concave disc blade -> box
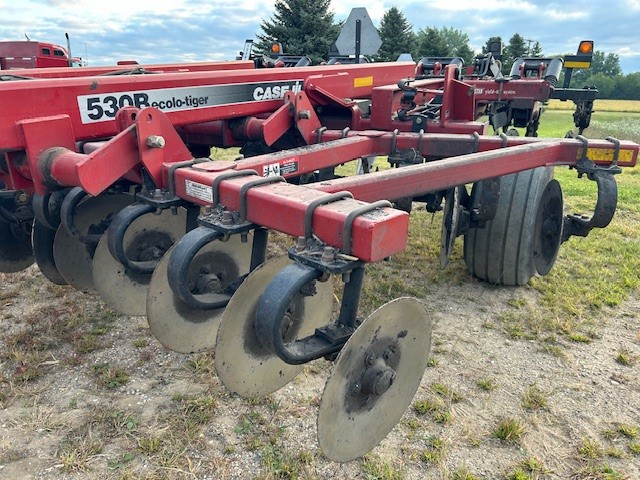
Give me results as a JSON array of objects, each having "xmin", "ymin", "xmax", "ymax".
[
  {"xmin": 440, "ymin": 186, "xmax": 461, "ymax": 268},
  {"xmin": 0, "ymin": 220, "xmax": 34, "ymax": 273},
  {"xmin": 318, "ymin": 297, "xmax": 432, "ymax": 462},
  {"xmin": 53, "ymin": 194, "xmax": 133, "ymax": 292},
  {"xmin": 146, "ymin": 235, "xmax": 252, "ymax": 353},
  {"xmin": 215, "ymin": 256, "xmax": 334, "ymax": 398},
  {"xmin": 32, "ymin": 220, "xmax": 66, "ymax": 285},
  {"xmin": 92, "ymin": 209, "xmax": 187, "ymax": 316}
]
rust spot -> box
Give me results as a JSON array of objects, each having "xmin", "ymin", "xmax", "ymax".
[{"xmin": 89, "ymin": 81, "xmax": 98, "ymax": 91}]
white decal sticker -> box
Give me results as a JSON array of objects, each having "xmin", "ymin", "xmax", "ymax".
[
  {"xmin": 263, "ymin": 163, "xmax": 281, "ymax": 177},
  {"xmin": 185, "ymin": 180, "xmax": 213, "ymax": 203},
  {"xmin": 77, "ymin": 80, "xmax": 303, "ymax": 124}
]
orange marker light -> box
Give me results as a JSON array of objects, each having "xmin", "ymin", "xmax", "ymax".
[{"xmin": 578, "ymin": 40, "xmax": 594, "ymax": 55}]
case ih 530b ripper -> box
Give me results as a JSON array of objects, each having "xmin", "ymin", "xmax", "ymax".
[{"xmin": 0, "ymin": 43, "xmax": 637, "ymax": 460}]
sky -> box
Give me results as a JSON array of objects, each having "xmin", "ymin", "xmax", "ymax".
[{"xmin": 0, "ymin": 0, "xmax": 638, "ymax": 73}]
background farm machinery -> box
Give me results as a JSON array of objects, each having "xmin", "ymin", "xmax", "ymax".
[{"xmin": 0, "ymin": 46, "xmax": 638, "ymax": 461}]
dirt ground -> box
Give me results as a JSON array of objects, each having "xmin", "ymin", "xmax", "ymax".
[{"xmin": 0, "ymin": 260, "xmax": 639, "ymax": 480}]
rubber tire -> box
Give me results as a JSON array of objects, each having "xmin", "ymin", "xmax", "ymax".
[{"xmin": 463, "ymin": 166, "xmax": 555, "ymax": 286}]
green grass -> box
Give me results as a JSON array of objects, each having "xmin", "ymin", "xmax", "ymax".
[{"xmin": 352, "ymin": 108, "xmax": 640, "ymax": 342}]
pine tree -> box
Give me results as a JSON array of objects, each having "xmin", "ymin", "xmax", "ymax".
[
  {"xmin": 414, "ymin": 27, "xmax": 449, "ymax": 60},
  {"xmin": 376, "ymin": 7, "xmax": 415, "ymax": 62},
  {"xmin": 530, "ymin": 41, "xmax": 543, "ymax": 57},
  {"xmin": 255, "ymin": 0, "xmax": 340, "ymax": 64},
  {"xmin": 503, "ymin": 33, "xmax": 527, "ymax": 71}
]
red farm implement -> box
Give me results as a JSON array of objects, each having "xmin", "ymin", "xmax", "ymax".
[{"xmin": 0, "ymin": 45, "xmax": 637, "ymax": 461}]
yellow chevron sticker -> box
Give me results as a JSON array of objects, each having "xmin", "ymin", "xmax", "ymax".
[
  {"xmin": 564, "ymin": 61, "xmax": 591, "ymax": 69},
  {"xmin": 354, "ymin": 76, "xmax": 374, "ymax": 88},
  {"xmin": 585, "ymin": 148, "xmax": 634, "ymax": 163}
]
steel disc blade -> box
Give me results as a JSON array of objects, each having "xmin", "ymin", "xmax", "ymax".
[
  {"xmin": 318, "ymin": 297, "xmax": 432, "ymax": 462},
  {"xmin": 215, "ymin": 256, "xmax": 334, "ymax": 398},
  {"xmin": 146, "ymin": 235, "xmax": 252, "ymax": 353},
  {"xmin": 92, "ymin": 209, "xmax": 187, "ymax": 316},
  {"xmin": 53, "ymin": 193, "xmax": 133, "ymax": 292},
  {"xmin": 32, "ymin": 220, "xmax": 66, "ymax": 285},
  {"xmin": 440, "ymin": 187, "xmax": 461, "ymax": 268},
  {"xmin": 0, "ymin": 221, "xmax": 34, "ymax": 273}
]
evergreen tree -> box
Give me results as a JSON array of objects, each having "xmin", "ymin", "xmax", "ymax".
[
  {"xmin": 255, "ymin": 0, "xmax": 340, "ymax": 64},
  {"xmin": 414, "ymin": 27, "xmax": 450, "ymax": 61},
  {"xmin": 530, "ymin": 41, "xmax": 543, "ymax": 57},
  {"xmin": 376, "ymin": 7, "xmax": 415, "ymax": 62},
  {"xmin": 501, "ymin": 33, "xmax": 527, "ymax": 71}
]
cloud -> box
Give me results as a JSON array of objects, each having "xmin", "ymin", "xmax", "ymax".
[{"xmin": 0, "ymin": 0, "xmax": 637, "ymax": 73}]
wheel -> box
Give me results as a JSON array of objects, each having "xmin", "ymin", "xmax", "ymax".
[
  {"xmin": 317, "ymin": 297, "xmax": 432, "ymax": 462},
  {"xmin": 0, "ymin": 220, "xmax": 33, "ymax": 273},
  {"xmin": 91, "ymin": 208, "xmax": 187, "ymax": 316},
  {"xmin": 463, "ymin": 166, "xmax": 559, "ymax": 285},
  {"xmin": 215, "ymin": 256, "xmax": 333, "ymax": 398},
  {"xmin": 146, "ymin": 235, "xmax": 252, "ymax": 353}
]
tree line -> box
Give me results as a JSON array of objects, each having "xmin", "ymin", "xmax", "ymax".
[{"xmin": 256, "ymin": 1, "xmax": 639, "ymax": 100}]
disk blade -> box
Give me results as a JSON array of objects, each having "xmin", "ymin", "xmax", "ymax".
[
  {"xmin": 32, "ymin": 220, "xmax": 66, "ymax": 285},
  {"xmin": 53, "ymin": 193, "xmax": 133, "ymax": 292},
  {"xmin": 318, "ymin": 297, "xmax": 432, "ymax": 462},
  {"xmin": 0, "ymin": 221, "xmax": 33, "ymax": 273},
  {"xmin": 92, "ymin": 208, "xmax": 187, "ymax": 316},
  {"xmin": 215, "ymin": 256, "xmax": 333, "ymax": 398},
  {"xmin": 146, "ymin": 235, "xmax": 252, "ymax": 353}
]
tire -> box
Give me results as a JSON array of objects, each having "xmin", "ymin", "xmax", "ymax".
[{"xmin": 463, "ymin": 166, "xmax": 556, "ymax": 286}]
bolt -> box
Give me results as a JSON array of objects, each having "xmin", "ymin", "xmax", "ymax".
[
  {"xmin": 321, "ymin": 246, "xmax": 336, "ymax": 263},
  {"xmin": 383, "ymin": 345, "xmax": 397, "ymax": 360},
  {"xmin": 415, "ymin": 117, "xmax": 423, "ymax": 125},
  {"xmin": 298, "ymin": 110, "xmax": 311, "ymax": 120},
  {"xmin": 153, "ymin": 189, "xmax": 163, "ymax": 200},
  {"xmin": 147, "ymin": 135, "xmax": 166, "ymax": 148},
  {"xmin": 362, "ymin": 363, "xmax": 396, "ymax": 396},
  {"xmin": 221, "ymin": 211, "xmax": 233, "ymax": 225},
  {"xmin": 296, "ymin": 236, "xmax": 306, "ymax": 252},
  {"xmin": 14, "ymin": 191, "xmax": 29, "ymax": 205},
  {"xmin": 281, "ymin": 313, "xmax": 293, "ymax": 337}
]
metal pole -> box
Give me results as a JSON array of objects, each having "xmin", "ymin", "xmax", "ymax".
[{"xmin": 355, "ymin": 20, "xmax": 361, "ymax": 64}]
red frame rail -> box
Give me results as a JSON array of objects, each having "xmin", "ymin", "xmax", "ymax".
[{"xmin": 28, "ymin": 107, "xmax": 638, "ymax": 263}]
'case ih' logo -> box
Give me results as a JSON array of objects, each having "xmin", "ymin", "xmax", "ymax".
[{"xmin": 253, "ymin": 81, "xmax": 303, "ymax": 101}]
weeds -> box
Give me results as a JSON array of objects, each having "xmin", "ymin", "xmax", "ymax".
[
  {"xmin": 522, "ymin": 385, "xmax": 549, "ymax": 411},
  {"xmin": 577, "ymin": 438, "xmax": 604, "ymax": 459},
  {"xmin": 615, "ymin": 349, "xmax": 638, "ymax": 367},
  {"xmin": 476, "ymin": 378, "xmax": 498, "ymax": 391},
  {"xmin": 494, "ymin": 418, "xmax": 526, "ymax": 444},
  {"xmin": 360, "ymin": 455, "xmax": 404, "ymax": 480},
  {"xmin": 92, "ymin": 363, "xmax": 130, "ymax": 389}
]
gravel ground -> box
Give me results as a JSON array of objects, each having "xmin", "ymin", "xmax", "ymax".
[{"xmin": 0, "ymin": 261, "xmax": 639, "ymax": 480}]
